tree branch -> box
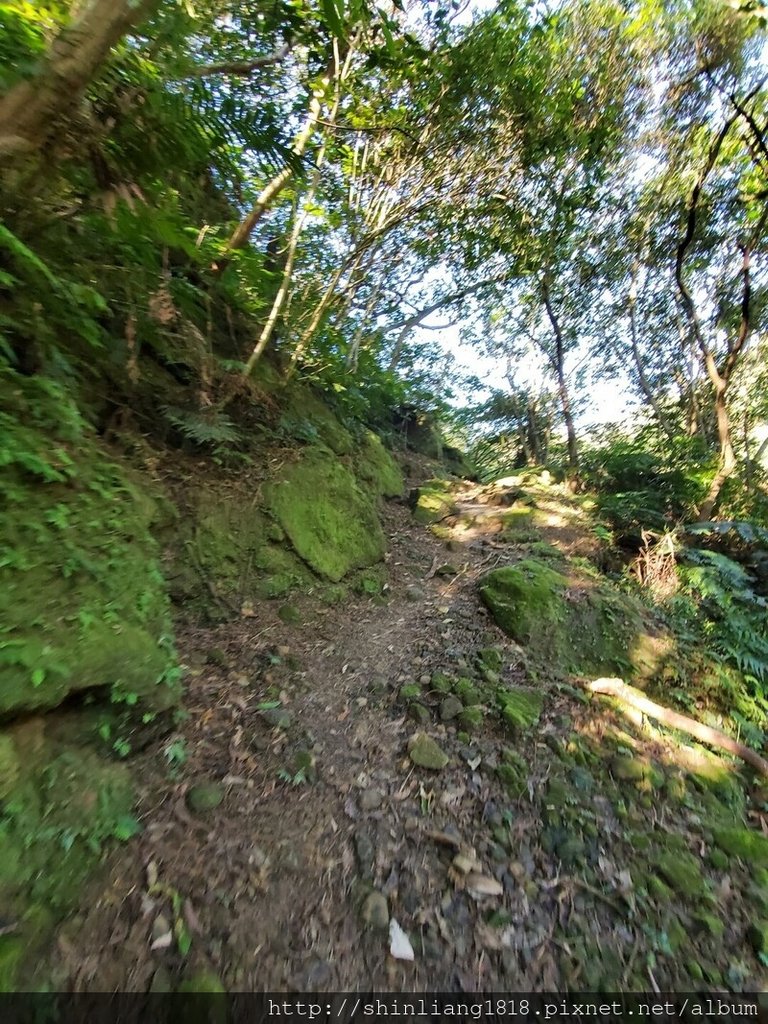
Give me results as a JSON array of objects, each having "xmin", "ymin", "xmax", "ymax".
[{"xmin": 186, "ymin": 43, "xmax": 291, "ymax": 78}]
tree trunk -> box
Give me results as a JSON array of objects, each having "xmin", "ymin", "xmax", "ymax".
[
  {"xmin": 628, "ymin": 288, "xmax": 675, "ymax": 441},
  {"xmin": 698, "ymin": 378, "xmax": 737, "ymax": 520},
  {"xmin": 0, "ymin": 0, "xmax": 159, "ymax": 160},
  {"xmin": 214, "ymin": 95, "xmax": 322, "ymax": 272},
  {"xmin": 542, "ymin": 277, "xmax": 578, "ymax": 468}
]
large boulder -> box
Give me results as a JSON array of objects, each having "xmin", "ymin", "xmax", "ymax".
[
  {"xmin": 279, "ymin": 385, "xmax": 353, "ymax": 455},
  {"xmin": 355, "ymin": 430, "xmax": 404, "ymax": 498},
  {"xmin": 479, "ymin": 558, "xmax": 660, "ymax": 679},
  {"xmin": 265, "ymin": 450, "xmax": 386, "ymax": 581}
]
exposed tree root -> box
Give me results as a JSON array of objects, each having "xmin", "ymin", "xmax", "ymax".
[{"xmin": 589, "ymin": 677, "xmax": 768, "ymax": 777}]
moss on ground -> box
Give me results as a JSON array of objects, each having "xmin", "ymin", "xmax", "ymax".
[
  {"xmin": 713, "ymin": 827, "xmax": 768, "ymax": 867},
  {"xmin": 0, "ymin": 716, "xmax": 137, "ymax": 990}
]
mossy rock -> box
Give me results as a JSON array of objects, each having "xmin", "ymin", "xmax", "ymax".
[
  {"xmin": 665, "ymin": 917, "xmax": 688, "ymax": 953},
  {"xmin": 713, "ymin": 826, "xmax": 768, "ymax": 867},
  {"xmin": 0, "ymin": 399, "xmax": 180, "ymax": 715},
  {"xmin": 280, "ymin": 386, "xmax": 353, "ymax": 455},
  {"xmin": 399, "ymin": 684, "xmax": 422, "ymax": 701},
  {"xmin": 411, "ymin": 480, "xmax": 456, "ymax": 526},
  {"xmin": 647, "ymin": 874, "xmax": 672, "ymax": 901},
  {"xmin": 180, "ymin": 487, "xmax": 314, "ymax": 608},
  {"xmin": 431, "ymin": 672, "xmax": 453, "ymax": 694},
  {"xmin": 476, "ymin": 647, "xmax": 503, "ymax": 673},
  {"xmin": 454, "ymin": 678, "xmax": 481, "ymax": 704},
  {"xmin": 479, "ymin": 559, "xmax": 655, "ymax": 678},
  {"xmin": 355, "ymin": 431, "xmax": 404, "ymax": 498},
  {"xmin": 498, "ymin": 688, "xmax": 544, "ymax": 731},
  {"xmin": 459, "ymin": 705, "xmax": 484, "ymax": 730},
  {"xmin": 187, "ymin": 782, "xmax": 225, "ymax": 813},
  {"xmin": 651, "ymin": 849, "xmax": 709, "ymax": 898},
  {"xmin": 265, "ymin": 450, "xmax": 386, "ymax": 582},
  {"xmin": 692, "ymin": 911, "xmax": 725, "ymax": 938},
  {"xmin": 408, "ymin": 732, "xmax": 449, "ymax": 770},
  {"xmin": 497, "ymin": 762, "xmax": 526, "ymax": 797}
]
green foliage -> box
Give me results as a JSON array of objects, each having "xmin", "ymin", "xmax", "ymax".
[
  {"xmin": 0, "ymin": 367, "xmax": 180, "ymax": 715},
  {"xmin": 162, "ymin": 405, "xmax": 243, "ymax": 448},
  {"xmin": 678, "ymin": 548, "xmax": 768, "ymax": 687},
  {"xmin": 580, "ymin": 431, "xmax": 708, "ymax": 535}
]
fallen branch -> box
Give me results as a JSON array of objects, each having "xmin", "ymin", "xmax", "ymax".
[{"xmin": 588, "ymin": 677, "xmax": 768, "ymax": 777}]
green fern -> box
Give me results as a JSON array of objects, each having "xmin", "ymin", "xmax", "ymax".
[{"xmin": 161, "ymin": 405, "xmax": 242, "ymax": 448}]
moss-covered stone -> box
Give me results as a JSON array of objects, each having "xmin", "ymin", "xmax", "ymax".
[
  {"xmin": 0, "ymin": 395, "xmax": 180, "ymax": 715},
  {"xmin": 355, "ymin": 431, "xmax": 404, "ymax": 498},
  {"xmin": 459, "ymin": 706, "xmax": 484, "ymax": 731},
  {"xmin": 478, "ymin": 559, "xmax": 654, "ymax": 678},
  {"xmin": 265, "ymin": 450, "xmax": 386, "ymax": 582},
  {"xmin": 477, "ymin": 647, "xmax": 503, "ymax": 673},
  {"xmin": 411, "ymin": 479, "xmax": 456, "ymax": 525},
  {"xmin": 408, "ymin": 702, "xmax": 431, "ymax": 724},
  {"xmin": 280, "ymin": 386, "xmax": 353, "ymax": 455},
  {"xmin": 439, "ymin": 696, "xmax": 463, "ymax": 721},
  {"xmin": 408, "ymin": 733, "xmax": 449, "ymax": 770},
  {"xmin": 610, "ymin": 755, "xmax": 648, "ymax": 782},
  {"xmin": 498, "ymin": 688, "xmax": 544, "ymax": 731},
  {"xmin": 187, "ymin": 782, "xmax": 225, "ymax": 813},
  {"xmin": 665, "ymin": 917, "xmax": 688, "ymax": 953},
  {"xmin": 647, "ymin": 874, "xmax": 673, "ymax": 902},
  {"xmin": 708, "ymin": 847, "xmax": 729, "ymax": 870},
  {"xmin": 498, "ymin": 761, "xmax": 526, "ymax": 798},
  {"xmin": 651, "ymin": 850, "xmax": 708, "ymax": 897},
  {"xmin": 455, "ymin": 678, "xmax": 481, "ymax": 704},
  {"xmin": 399, "ymin": 684, "xmax": 422, "ymax": 701},
  {"xmin": 713, "ymin": 827, "xmax": 768, "ymax": 867},
  {"xmin": 693, "ymin": 912, "xmax": 725, "ymax": 938},
  {"xmin": 431, "ymin": 672, "xmax": 453, "ymax": 694}
]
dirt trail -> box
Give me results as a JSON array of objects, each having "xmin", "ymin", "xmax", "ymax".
[{"xmin": 49, "ymin": 475, "xmax": 768, "ymax": 993}]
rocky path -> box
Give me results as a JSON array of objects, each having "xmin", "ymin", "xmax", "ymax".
[{"xmin": 50, "ymin": 475, "xmax": 768, "ymax": 993}]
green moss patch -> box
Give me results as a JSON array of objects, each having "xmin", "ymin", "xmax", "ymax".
[
  {"xmin": 411, "ymin": 479, "xmax": 456, "ymax": 525},
  {"xmin": 265, "ymin": 450, "xmax": 386, "ymax": 582},
  {"xmin": 0, "ymin": 373, "xmax": 179, "ymax": 716},
  {"xmin": 0, "ymin": 716, "xmax": 138, "ymax": 989},
  {"xmin": 713, "ymin": 827, "xmax": 768, "ymax": 867},
  {"xmin": 355, "ymin": 431, "xmax": 404, "ymax": 498},
  {"xmin": 651, "ymin": 849, "xmax": 709, "ymax": 898},
  {"xmin": 279, "ymin": 386, "xmax": 353, "ymax": 455},
  {"xmin": 497, "ymin": 687, "xmax": 544, "ymax": 730},
  {"xmin": 479, "ymin": 558, "xmax": 655, "ymax": 679}
]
